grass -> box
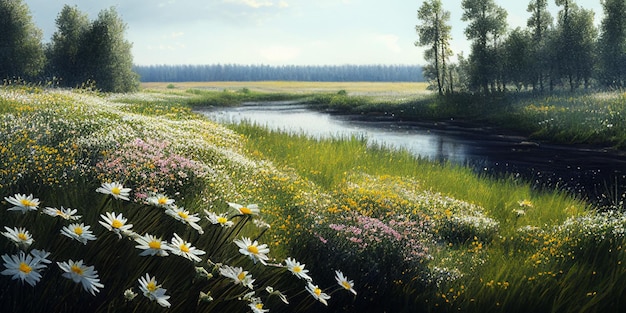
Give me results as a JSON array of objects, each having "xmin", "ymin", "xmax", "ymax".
[{"xmin": 1, "ymin": 83, "xmax": 626, "ymax": 312}]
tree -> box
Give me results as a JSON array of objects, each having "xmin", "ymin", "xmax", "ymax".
[
  {"xmin": 502, "ymin": 28, "xmax": 533, "ymax": 90},
  {"xmin": 553, "ymin": 1, "xmax": 596, "ymax": 90},
  {"xmin": 46, "ymin": 5, "xmax": 90, "ymax": 87},
  {"xmin": 598, "ymin": 0, "xmax": 626, "ymax": 88},
  {"xmin": 461, "ymin": 0, "xmax": 508, "ymax": 93},
  {"xmin": 0, "ymin": 0, "xmax": 44, "ymax": 79},
  {"xmin": 415, "ymin": 0, "xmax": 453, "ymax": 95},
  {"xmin": 80, "ymin": 7, "xmax": 139, "ymax": 92},
  {"xmin": 526, "ymin": 0, "xmax": 553, "ymax": 91}
]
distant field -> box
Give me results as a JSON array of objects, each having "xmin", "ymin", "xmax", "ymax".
[{"xmin": 141, "ymin": 81, "xmax": 431, "ymax": 100}]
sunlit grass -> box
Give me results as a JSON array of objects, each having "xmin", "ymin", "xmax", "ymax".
[{"xmin": 2, "ymin": 85, "xmax": 626, "ymax": 312}]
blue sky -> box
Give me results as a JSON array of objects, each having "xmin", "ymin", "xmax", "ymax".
[{"xmin": 24, "ymin": 0, "xmax": 603, "ymax": 66}]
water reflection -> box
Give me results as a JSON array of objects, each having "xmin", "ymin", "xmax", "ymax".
[{"xmin": 200, "ymin": 102, "xmax": 626, "ymax": 208}]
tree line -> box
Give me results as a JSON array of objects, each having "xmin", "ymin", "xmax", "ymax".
[
  {"xmin": 416, "ymin": 0, "xmax": 626, "ymax": 95},
  {"xmin": 134, "ymin": 64, "xmax": 424, "ymax": 82},
  {"xmin": 0, "ymin": 1, "xmax": 138, "ymax": 92}
]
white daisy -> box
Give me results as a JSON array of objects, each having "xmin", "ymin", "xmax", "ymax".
[
  {"xmin": 168, "ymin": 233, "xmax": 205, "ymax": 262},
  {"xmin": 204, "ymin": 210, "xmax": 234, "ymax": 228},
  {"xmin": 146, "ymin": 193, "xmax": 175, "ymax": 208},
  {"xmin": 57, "ymin": 259, "xmax": 104, "ymax": 295},
  {"xmin": 99, "ymin": 212, "xmax": 133, "ymax": 239},
  {"xmin": 96, "ymin": 182, "xmax": 131, "ymax": 201},
  {"xmin": 234, "ymin": 237, "xmax": 270, "ymax": 265},
  {"xmin": 138, "ymin": 273, "xmax": 171, "ymax": 308},
  {"xmin": 305, "ymin": 281, "xmax": 330, "ymax": 306},
  {"xmin": 228, "ymin": 202, "xmax": 260, "ymax": 215},
  {"xmin": 335, "ymin": 270, "xmax": 357, "ymax": 295},
  {"xmin": 1, "ymin": 251, "xmax": 43, "ymax": 286},
  {"xmin": 134, "ymin": 233, "xmax": 170, "ymax": 257},
  {"xmin": 219, "ymin": 265, "xmax": 255, "ymax": 289},
  {"xmin": 249, "ymin": 300, "xmax": 269, "ymax": 313},
  {"xmin": 4, "ymin": 193, "xmax": 40, "ymax": 214},
  {"xmin": 42, "ymin": 206, "xmax": 81, "ymax": 220},
  {"xmin": 61, "ymin": 223, "xmax": 97, "ymax": 245},
  {"xmin": 284, "ymin": 257, "xmax": 312, "ymax": 281},
  {"xmin": 2, "ymin": 226, "xmax": 34, "ymax": 249},
  {"xmin": 165, "ymin": 206, "xmax": 204, "ymax": 234}
]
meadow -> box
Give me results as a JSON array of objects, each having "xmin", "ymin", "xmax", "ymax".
[{"xmin": 1, "ymin": 82, "xmax": 625, "ymax": 312}]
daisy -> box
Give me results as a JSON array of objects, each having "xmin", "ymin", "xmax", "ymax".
[
  {"xmin": 219, "ymin": 265, "xmax": 255, "ymax": 289},
  {"xmin": 284, "ymin": 257, "xmax": 312, "ymax": 281},
  {"xmin": 42, "ymin": 206, "xmax": 81, "ymax": 220},
  {"xmin": 4, "ymin": 193, "xmax": 40, "ymax": 214},
  {"xmin": 165, "ymin": 206, "xmax": 204, "ymax": 234},
  {"xmin": 1, "ymin": 251, "xmax": 43, "ymax": 286},
  {"xmin": 234, "ymin": 237, "xmax": 270, "ymax": 265},
  {"xmin": 61, "ymin": 223, "xmax": 97, "ymax": 245},
  {"xmin": 305, "ymin": 281, "xmax": 330, "ymax": 306},
  {"xmin": 228, "ymin": 202, "xmax": 260, "ymax": 215},
  {"xmin": 99, "ymin": 212, "xmax": 133, "ymax": 239},
  {"xmin": 249, "ymin": 300, "xmax": 269, "ymax": 313},
  {"xmin": 138, "ymin": 273, "xmax": 171, "ymax": 308},
  {"xmin": 96, "ymin": 182, "xmax": 131, "ymax": 201},
  {"xmin": 57, "ymin": 259, "xmax": 104, "ymax": 295},
  {"xmin": 2, "ymin": 226, "xmax": 34, "ymax": 249},
  {"xmin": 204, "ymin": 210, "xmax": 234, "ymax": 228},
  {"xmin": 146, "ymin": 193, "xmax": 175, "ymax": 208},
  {"xmin": 134, "ymin": 233, "xmax": 170, "ymax": 257},
  {"xmin": 168, "ymin": 233, "xmax": 205, "ymax": 262},
  {"xmin": 335, "ymin": 270, "xmax": 357, "ymax": 295}
]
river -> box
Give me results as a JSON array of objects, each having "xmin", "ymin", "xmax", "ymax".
[{"xmin": 199, "ymin": 101, "xmax": 626, "ymax": 209}]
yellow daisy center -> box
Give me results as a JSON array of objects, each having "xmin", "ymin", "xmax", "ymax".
[
  {"xmin": 111, "ymin": 187, "xmax": 121, "ymax": 195},
  {"xmin": 314, "ymin": 287, "xmax": 322, "ymax": 296},
  {"xmin": 56, "ymin": 209, "xmax": 63, "ymax": 215},
  {"xmin": 111, "ymin": 219, "xmax": 123, "ymax": 228},
  {"xmin": 342, "ymin": 281, "xmax": 352, "ymax": 290},
  {"xmin": 178, "ymin": 211, "xmax": 189, "ymax": 219},
  {"xmin": 71, "ymin": 264, "xmax": 84, "ymax": 275},
  {"xmin": 147, "ymin": 281, "xmax": 157, "ymax": 292},
  {"xmin": 20, "ymin": 199, "xmax": 34, "ymax": 207},
  {"xmin": 148, "ymin": 240, "xmax": 161, "ymax": 249},
  {"xmin": 19, "ymin": 262, "xmax": 32, "ymax": 274},
  {"xmin": 240, "ymin": 207, "xmax": 252, "ymax": 214},
  {"xmin": 17, "ymin": 232, "xmax": 28, "ymax": 241},
  {"xmin": 180, "ymin": 243, "xmax": 190, "ymax": 253},
  {"xmin": 217, "ymin": 216, "xmax": 228, "ymax": 224},
  {"xmin": 247, "ymin": 245, "xmax": 259, "ymax": 254},
  {"xmin": 256, "ymin": 303, "xmax": 264, "ymax": 309},
  {"xmin": 237, "ymin": 272, "xmax": 246, "ymax": 281},
  {"xmin": 157, "ymin": 197, "xmax": 168, "ymax": 205},
  {"xmin": 74, "ymin": 226, "xmax": 83, "ymax": 235},
  {"xmin": 293, "ymin": 266, "xmax": 302, "ymax": 273}
]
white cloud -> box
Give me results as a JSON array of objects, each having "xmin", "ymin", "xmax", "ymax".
[
  {"xmin": 258, "ymin": 45, "xmax": 301, "ymax": 62},
  {"xmin": 225, "ymin": 0, "xmax": 278, "ymax": 8},
  {"xmin": 374, "ymin": 34, "xmax": 402, "ymax": 53}
]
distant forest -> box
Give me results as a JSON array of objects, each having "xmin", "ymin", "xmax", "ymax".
[{"xmin": 133, "ymin": 64, "xmax": 424, "ymax": 82}]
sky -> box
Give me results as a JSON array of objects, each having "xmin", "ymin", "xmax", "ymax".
[{"xmin": 23, "ymin": 0, "xmax": 604, "ymax": 66}]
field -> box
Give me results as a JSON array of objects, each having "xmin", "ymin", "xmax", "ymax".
[
  {"xmin": 141, "ymin": 81, "xmax": 431, "ymax": 101},
  {"xmin": 1, "ymin": 83, "xmax": 626, "ymax": 312}
]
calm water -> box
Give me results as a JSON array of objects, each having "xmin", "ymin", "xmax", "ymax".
[{"xmin": 200, "ymin": 101, "xmax": 626, "ymax": 208}]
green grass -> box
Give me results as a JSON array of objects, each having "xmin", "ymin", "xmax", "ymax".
[{"xmin": 2, "ymin": 86, "xmax": 626, "ymax": 312}]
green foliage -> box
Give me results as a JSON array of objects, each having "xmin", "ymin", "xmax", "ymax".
[{"xmin": 0, "ymin": 0, "xmax": 45, "ymax": 79}]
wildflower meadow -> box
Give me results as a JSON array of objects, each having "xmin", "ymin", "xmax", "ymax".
[{"xmin": 1, "ymin": 84, "xmax": 626, "ymax": 312}]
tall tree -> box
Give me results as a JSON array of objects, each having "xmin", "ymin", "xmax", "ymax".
[
  {"xmin": 526, "ymin": 0, "xmax": 553, "ymax": 91},
  {"xmin": 0, "ymin": 0, "xmax": 44, "ymax": 79},
  {"xmin": 80, "ymin": 7, "xmax": 139, "ymax": 92},
  {"xmin": 415, "ymin": 0, "xmax": 453, "ymax": 95},
  {"xmin": 598, "ymin": 0, "xmax": 626, "ymax": 88},
  {"xmin": 502, "ymin": 28, "xmax": 533, "ymax": 90},
  {"xmin": 46, "ymin": 5, "xmax": 90, "ymax": 87},
  {"xmin": 461, "ymin": 0, "xmax": 508, "ymax": 93},
  {"xmin": 554, "ymin": 1, "xmax": 596, "ymax": 90}
]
